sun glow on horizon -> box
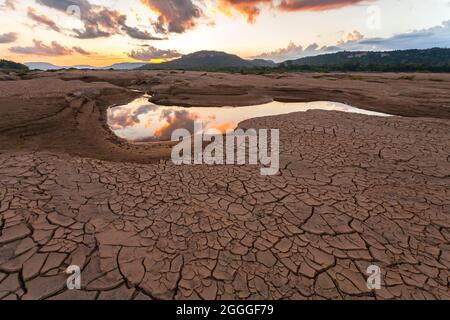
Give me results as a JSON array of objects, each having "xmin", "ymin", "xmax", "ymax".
[{"xmin": 0, "ymin": 0, "xmax": 449, "ymax": 66}]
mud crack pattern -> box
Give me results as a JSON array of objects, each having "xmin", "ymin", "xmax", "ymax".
[{"xmin": 0, "ymin": 111, "xmax": 449, "ymax": 300}]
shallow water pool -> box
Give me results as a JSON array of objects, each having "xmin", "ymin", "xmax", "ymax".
[{"xmin": 108, "ymin": 96, "xmax": 390, "ymax": 142}]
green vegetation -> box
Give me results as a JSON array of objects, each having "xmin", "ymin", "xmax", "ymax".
[
  {"xmin": 275, "ymin": 63, "xmax": 450, "ymax": 73},
  {"xmin": 138, "ymin": 50, "xmax": 275, "ymax": 71},
  {"xmin": 137, "ymin": 48, "xmax": 450, "ymax": 73},
  {"xmin": 0, "ymin": 59, "xmax": 29, "ymax": 72},
  {"xmin": 278, "ymin": 48, "xmax": 450, "ymax": 73}
]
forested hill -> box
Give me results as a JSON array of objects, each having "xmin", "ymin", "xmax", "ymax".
[
  {"xmin": 280, "ymin": 48, "xmax": 450, "ymax": 72},
  {"xmin": 138, "ymin": 51, "xmax": 276, "ymax": 71},
  {"xmin": 0, "ymin": 59, "xmax": 29, "ymax": 71}
]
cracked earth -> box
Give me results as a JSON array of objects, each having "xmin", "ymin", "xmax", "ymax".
[{"xmin": 1, "ymin": 109, "xmax": 449, "ymax": 300}]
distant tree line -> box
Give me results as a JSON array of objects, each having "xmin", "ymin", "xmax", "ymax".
[
  {"xmin": 139, "ymin": 48, "xmax": 450, "ymax": 73},
  {"xmin": 146, "ymin": 63, "xmax": 450, "ymax": 74},
  {"xmin": 273, "ymin": 63, "xmax": 450, "ymax": 73},
  {"xmin": 0, "ymin": 59, "xmax": 29, "ymax": 71}
]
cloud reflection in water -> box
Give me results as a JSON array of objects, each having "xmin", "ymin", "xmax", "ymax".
[{"xmin": 108, "ymin": 96, "xmax": 390, "ymax": 142}]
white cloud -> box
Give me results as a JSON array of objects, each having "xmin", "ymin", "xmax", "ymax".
[
  {"xmin": 254, "ymin": 21, "xmax": 450, "ymax": 62},
  {"xmin": 128, "ymin": 45, "xmax": 181, "ymax": 61}
]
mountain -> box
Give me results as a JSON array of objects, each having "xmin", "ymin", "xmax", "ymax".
[
  {"xmin": 280, "ymin": 48, "xmax": 450, "ymax": 72},
  {"xmin": 138, "ymin": 48, "xmax": 450, "ymax": 72},
  {"xmin": 25, "ymin": 62, "xmax": 146, "ymax": 71},
  {"xmin": 138, "ymin": 51, "xmax": 276, "ymax": 70},
  {"xmin": 250, "ymin": 59, "xmax": 277, "ymax": 67},
  {"xmin": 107, "ymin": 62, "xmax": 146, "ymax": 70},
  {"xmin": 23, "ymin": 48, "xmax": 450, "ymax": 73},
  {"xmin": 72, "ymin": 65, "xmax": 98, "ymax": 69},
  {"xmin": 25, "ymin": 62, "xmax": 62, "ymax": 70},
  {"xmin": 0, "ymin": 59, "xmax": 29, "ymax": 71}
]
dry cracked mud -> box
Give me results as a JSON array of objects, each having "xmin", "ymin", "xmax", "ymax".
[{"xmin": 1, "ymin": 108, "xmax": 449, "ymax": 300}]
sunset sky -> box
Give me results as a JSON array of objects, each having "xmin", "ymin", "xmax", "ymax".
[{"xmin": 1, "ymin": 0, "xmax": 449, "ymax": 66}]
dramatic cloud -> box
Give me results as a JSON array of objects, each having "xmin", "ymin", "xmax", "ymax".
[
  {"xmin": 0, "ymin": 32, "xmax": 18, "ymax": 44},
  {"xmin": 72, "ymin": 46, "xmax": 92, "ymax": 55},
  {"xmin": 9, "ymin": 39, "xmax": 73, "ymax": 56},
  {"xmin": 217, "ymin": 0, "xmax": 271, "ymax": 23},
  {"xmin": 154, "ymin": 109, "xmax": 199, "ymax": 140},
  {"xmin": 254, "ymin": 20, "xmax": 450, "ymax": 62},
  {"xmin": 141, "ymin": 0, "xmax": 204, "ymax": 33},
  {"xmin": 120, "ymin": 25, "xmax": 162, "ymax": 40},
  {"xmin": 128, "ymin": 46, "xmax": 181, "ymax": 61},
  {"xmin": 109, "ymin": 109, "xmax": 141, "ymax": 130},
  {"xmin": 218, "ymin": 0, "xmax": 369, "ymax": 22},
  {"xmin": 37, "ymin": 0, "xmax": 161, "ymax": 39},
  {"xmin": 109, "ymin": 104, "xmax": 157, "ymax": 130},
  {"xmin": 27, "ymin": 7, "xmax": 61, "ymax": 32}
]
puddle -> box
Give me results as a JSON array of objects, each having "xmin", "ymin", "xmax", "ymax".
[{"xmin": 108, "ymin": 96, "xmax": 391, "ymax": 142}]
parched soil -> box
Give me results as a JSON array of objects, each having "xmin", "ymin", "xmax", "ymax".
[
  {"xmin": 0, "ymin": 77, "xmax": 174, "ymax": 163},
  {"xmin": 0, "ymin": 71, "xmax": 449, "ymax": 300},
  {"xmin": 25, "ymin": 70, "xmax": 450, "ymax": 118},
  {"xmin": 0, "ymin": 70, "xmax": 449, "ymax": 163}
]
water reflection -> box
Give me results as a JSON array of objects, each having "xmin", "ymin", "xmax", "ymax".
[{"xmin": 108, "ymin": 96, "xmax": 390, "ymax": 142}]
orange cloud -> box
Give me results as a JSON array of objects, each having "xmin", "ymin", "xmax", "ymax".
[
  {"xmin": 141, "ymin": 0, "xmax": 203, "ymax": 33},
  {"xmin": 210, "ymin": 121, "xmax": 235, "ymax": 133},
  {"xmin": 278, "ymin": 0, "xmax": 369, "ymax": 12},
  {"xmin": 218, "ymin": 0, "xmax": 371, "ymax": 22},
  {"xmin": 154, "ymin": 110, "xmax": 199, "ymax": 140},
  {"xmin": 218, "ymin": 0, "xmax": 271, "ymax": 23}
]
